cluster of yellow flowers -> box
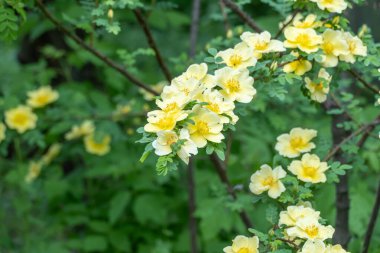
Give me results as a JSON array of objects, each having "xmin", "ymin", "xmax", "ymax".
[
  {"xmin": 2, "ymin": 86, "xmax": 58, "ymax": 136},
  {"xmin": 65, "ymin": 120, "xmax": 111, "ymax": 156},
  {"xmin": 144, "ymin": 31, "xmax": 286, "ymax": 163}
]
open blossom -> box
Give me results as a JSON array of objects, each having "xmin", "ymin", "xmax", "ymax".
[
  {"xmin": 84, "ymin": 133, "xmax": 111, "ymax": 156},
  {"xmin": 0, "ymin": 122, "xmax": 5, "ymax": 143},
  {"xmin": 152, "ymin": 129, "xmax": 198, "ymax": 164},
  {"xmin": 199, "ymin": 89, "xmax": 237, "ymax": 124},
  {"xmin": 163, "ymin": 77, "xmax": 204, "ymax": 101},
  {"xmin": 284, "ymin": 27, "xmax": 322, "ymax": 53},
  {"xmin": 286, "ymin": 216, "xmax": 335, "ymax": 241},
  {"xmin": 279, "ymin": 205, "xmax": 320, "ymax": 227},
  {"xmin": 275, "ymin": 128, "xmax": 317, "ymax": 158},
  {"xmin": 223, "ymin": 235, "xmax": 259, "ymax": 253},
  {"xmin": 187, "ymin": 106, "xmax": 224, "ymax": 148},
  {"xmin": 300, "ymin": 240, "xmax": 326, "ymax": 253},
  {"xmin": 283, "ymin": 52, "xmax": 312, "ymax": 76},
  {"xmin": 5, "ymin": 105, "xmax": 38, "ymax": 134},
  {"xmin": 249, "ymin": 164, "xmax": 287, "ymax": 199},
  {"xmin": 216, "ymin": 42, "xmax": 257, "ymax": 70},
  {"xmin": 240, "ymin": 31, "xmax": 285, "ymax": 59},
  {"xmin": 144, "ymin": 109, "xmax": 187, "ymax": 133},
  {"xmin": 319, "ymin": 29, "xmax": 349, "ymax": 67},
  {"xmin": 215, "ymin": 67, "xmax": 256, "ymax": 103},
  {"xmin": 293, "ymin": 14, "xmax": 320, "ymax": 29},
  {"xmin": 325, "ymin": 244, "xmax": 350, "ymax": 253},
  {"xmin": 288, "ymin": 153, "xmax": 329, "ymax": 183},
  {"xmin": 65, "ymin": 120, "xmax": 95, "ymax": 140},
  {"xmin": 305, "ymin": 68, "xmax": 331, "ymax": 103},
  {"xmin": 176, "ymin": 63, "xmax": 216, "ymax": 89},
  {"xmin": 339, "ymin": 32, "xmax": 367, "ymax": 63},
  {"xmin": 27, "ymin": 86, "xmax": 59, "ymax": 108},
  {"xmin": 310, "ymin": 0, "xmax": 348, "ymax": 13},
  {"xmin": 25, "ymin": 161, "xmax": 43, "ymax": 183}
]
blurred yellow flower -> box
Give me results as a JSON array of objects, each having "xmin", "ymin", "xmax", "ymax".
[
  {"xmin": 288, "ymin": 153, "xmax": 329, "ymax": 183},
  {"xmin": 41, "ymin": 143, "xmax": 61, "ymax": 165},
  {"xmin": 216, "ymin": 42, "xmax": 257, "ymax": 70},
  {"xmin": 65, "ymin": 120, "xmax": 95, "ymax": 140},
  {"xmin": 340, "ymin": 32, "xmax": 367, "ymax": 63},
  {"xmin": 215, "ymin": 67, "xmax": 256, "ymax": 103},
  {"xmin": 293, "ymin": 14, "xmax": 320, "ymax": 29},
  {"xmin": 223, "ymin": 235, "xmax": 259, "ymax": 253},
  {"xmin": 187, "ymin": 106, "xmax": 224, "ymax": 148},
  {"xmin": 0, "ymin": 122, "xmax": 6, "ymax": 143},
  {"xmin": 27, "ymin": 86, "xmax": 59, "ymax": 108},
  {"xmin": 275, "ymin": 128, "xmax": 317, "ymax": 158},
  {"xmin": 305, "ymin": 68, "xmax": 331, "ymax": 103},
  {"xmin": 326, "ymin": 244, "xmax": 349, "ymax": 253},
  {"xmin": 284, "ymin": 27, "xmax": 322, "ymax": 53},
  {"xmin": 249, "ymin": 164, "xmax": 287, "ymax": 199},
  {"xmin": 25, "ymin": 161, "xmax": 43, "ymax": 183},
  {"xmin": 310, "ymin": 0, "xmax": 348, "ymax": 13},
  {"xmin": 84, "ymin": 133, "xmax": 111, "ymax": 156},
  {"xmin": 5, "ymin": 105, "xmax": 38, "ymax": 134},
  {"xmin": 300, "ymin": 240, "xmax": 326, "ymax": 253}
]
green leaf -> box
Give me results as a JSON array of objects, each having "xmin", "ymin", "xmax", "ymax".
[
  {"xmin": 108, "ymin": 191, "xmax": 131, "ymax": 224},
  {"xmin": 83, "ymin": 235, "xmax": 108, "ymax": 252}
]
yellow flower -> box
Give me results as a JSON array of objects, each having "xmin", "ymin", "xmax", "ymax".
[
  {"xmin": 216, "ymin": 42, "xmax": 257, "ymax": 70},
  {"xmin": 240, "ymin": 31, "xmax": 285, "ymax": 59},
  {"xmin": 0, "ymin": 122, "xmax": 6, "ymax": 143},
  {"xmin": 215, "ymin": 67, "xmax": 256, "ymax": 103},
  {"xmin": 339, "ymin": 32, "xmax": 367, "ymax": 63},
  {"xmin": 300, "ymin": 240, "xmax": 326, "ymax": 253},
  {"xmin": 275, "ymin": 128, "xmax": 317, "ymax": 158},
  {"xmin": 293, "ymin": 14, "xmax": 321, "ymax": 29},
  {"xmin": 41, "ymin": 143, "xmax": 61, "ymax": 165},
  {"xmin": 187, "ymin": 106, "xmax": 224, "ymax": 148},
  {"xmin": 305, "ymin": 68, "xmax": 331, "ymax": 103},
  {"xmin": 325, "ymin": 244, "xmax": 349, "ymax": 253},
  {"xmin": 223, "ymin": 235, "xmax": 259, "ymax": 253},
  {"xmin": 286, "ymin": 216, "xmax": 335, "ymax": 241},
  {"xmin": 288, "ymin": 153, "xmax": 329, "ymax": 183},
  {"xmin": 319, "ymin": 29, "xmax": 349, "ymax": 67},
  {"xmin": 65, "ymin": 120, "xmax": 95, "ymax": 140},
  {"xmin": 84, "ymin": 133, "xmax": 111, "ymax": 156},
  {"xmin": 152, "ymin": 129, "xmax": 198, "ymax": 164},
  {"xmin": 144, "ymin": 109, "xmax": 187, "ymax": 133},
  {"xmin": 27, "ymin": 86, "xmax": 59, "ymax": 108},
  {"xmin": 279, "ymin": 205, "xmax": 320, "ymax": 227},
  {"xmin": 283, "ymin": 52, "xmax": 312, "ymax": 76},
  {"xmin": 5, "ymin": 105, "xmax": 38, "ymax": 134},
  {"xmin": 284, "ymin": 27, "xmax": 322, "ymax": 53},
  {"xmin": 249, "ymin": 164, "xmax": 287, "ymax": 199},
  {"xmin": 25, "ymin": 161, "xmax": 43, "ymax": 183},
  {"xmin": 163, "ymin": 77, "xmax": 204, "ymax": 101},
  {"xmin": 310, "ymin": 0, "xmax": 348, "ymax": 13},
  {"xmin": 199, "ymin": 89, "xmax": 236, "ymax": 124}
]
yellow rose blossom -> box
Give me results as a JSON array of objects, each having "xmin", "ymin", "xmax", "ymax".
[
  {"xmin": 84, "ymin": 133, "xmax": 111, "ymax": 156},
  {"xmin": 319, "ymin": 29, "xmax": 349, "ymax": 67},
  {"xmin": 27, "ymin": 86, "xmax": 59, "ymax": 108},
  {"xmin": 240, "ymin": 31, "xmax": 285, "ymax": 59},
  {"xmin": 284, "ymin": 27, "xmax": 322, "ymax": 53},
  {"xmin": 215, "ymin": 67, "xmax": 256, "ymax": 103},
  {"xmin": 249, "ymin": 164, "xmax": 287, "ymax": 199},
  {"xmin": 152, "ymin": 129, "xmax": 198, "ymax": 164},
  {"xmin": 175, "ymin": 63, "xmax": 217, "ymax": 89},
  {"xmin": 286, "ymin": 216, "xmax": 335, "ymax": 241},
  {"xmin": 144, "ymin": 109, "xmax": 186, "ymax": 133},
  {"xmin": 305, "ymin": 68, "xmax": 331, "ymax": 103},
  {"xmin": 279, "ymin": 205, "xmax": 320, "ymax": 227},
  {"xmin": 5, "ymin": 105, "xmax": 38, "ymax": 134},
  {"xmin": 325, "ymin": 244, "xmax": 349, "ymax": 253},
  {"xmin": 216, "ymin": 42, "xmax": 257, "ymax": 70},
  {"xmin": 25, "ymin": 161, "xmax": 43, "ymax": 183},
  {"xmin": 293, "ymin": 14, "xmax": 321, "ymax": 29},
  {"xmin": 199, "ymin": 89, "xmax": 237, "ymax": 124},
  {"xmin": 339, "ymin": 32, "xmax": 367, "ymax": 63},
  {"xmin": 300, "ymin": 240, "xmax": 326, "ymax": 253},
  {"xmin": 65, "ymin": 120, "xmax": 95, "ymax": 140},
  {"xmin": 310, "ymin": 0, "xmax": 348, "ymax": 13},
  {"xmin": 187, "ymin": 106, "xmax": 224, "ymax": 148},
  {"xmin": 283, "ymin": 52, "xmax": 312, "ymax": 76},
  {"xmin": 163, "ymin": 77, "xmax": 204, "ymax": 101},
  {"xmin": 0, "ymin": 122, "xmax": 6, "ymax": 143},
  {"xmin": 288, "ymin": 153, "xmax": 329, "ymax": 183},
  {"xmin": 275, "ymin": 128, "xmax": 317, "ymax": 158},
  {"xmin": 223, "ymin": 235, "xmax": 259, "ymax": 253}
]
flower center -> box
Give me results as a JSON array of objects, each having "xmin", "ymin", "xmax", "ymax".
[
  {"xmin": 296, "ymin": 34, "xmax": 311, "ymax": 46},
  {"xmin": 157, "ymin": 116, "xmax": 175, "ymax": 130},
  {"xmin": 225, "ymin": 79, "xmax": 240, "ymax": 93},
  {"xmin": 166, "ymin": 134, "xmax": 178, "ymax": 145},
  {"xmin": 262, "ymin": 176, "xmax": 275, "ymax": 187},
  {"xmin": 303, "ymin": 166, "xmax": 318, "ymax": 179},
  {"xmin": 314, "ymin": 82, "xmax": 325, "ymax": 91},
  {"xmin": 207, "ymin": 103, "xmax": 220, "ymax": 114},
  {"xmin": 290, "ymin": 137, "xmax": 305, "ymax": 150},
  {"xmin": 323, "ymin": 42, "xmax": 334, "ymax": 55},
  {"xmin": 229, "ymin": 54, "xmax": 243, "ymax": 68},
  {"xmin": 163, "ymin": 102, "xmax": 179, "ymax": 113},
  {"xmin": 255, "ymin": 41, "xmax": 269, "ymax": 51},
  {"xmin": 13, "ymin": 113, "xmax": 28, "ymax": 125},
  {"xmin": 305, "ymin": 225, "xmax": 319, "ymax": 238},
  {"xmin": 196, "ymin": 120, "xmax": 210, "ymax": 135},
  {"xmin": 348, "ymin": 41, "xmax": 356, "ymax": 52},
  {"xmin": 237, "ymin": 248, "xmax": 250, "ymax": 253}
]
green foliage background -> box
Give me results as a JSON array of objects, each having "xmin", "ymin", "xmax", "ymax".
[{"xmin": 0, "ymin": 0, "xmax": 380, "ymax": 252}]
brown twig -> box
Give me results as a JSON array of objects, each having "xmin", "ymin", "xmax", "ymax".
[
  {"xmin": 35, "ymin": 0, "xmax": 159, "ymax": 96},
  {"xmin": 362, "ymin": 179, "xmax": 380, "ymax": 253},
  {"xmin": 221, "ymin": 0, "xmax": 262, "ymax": 33},
  {"xmin": 274, "ymin": 10, "xmax": 299, "ymax": 39},
  {"xmin": 209, "ymin": 153, "xmax": 253, "ymax": 229},
  {"xmin": 189, "ymin": 0, "xmax": 201, "ymax": 58},
  {"xmin": 187, "ymin": 158, "xmax": 198, "ymax": 253},
  {"xmin": 133, "ymin": 9, "xmax": 172, "ymax": 82},
  {"xmin": 348, "ymin": 69, "xmax": 380, "ymax": 94}
]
